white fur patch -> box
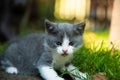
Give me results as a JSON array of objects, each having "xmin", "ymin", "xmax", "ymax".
[
  {"xmin": 52, "ymin": 54, "xmax": 73, "ymax": 69},
  {"xmin": 57, "ymin": 35, "xmax": 74, "ymax": 55},
  {"xmin": 52, "ymin": 35, "xmax": 74, "ymax": 69},
  {"xmin": 38, "ymin": 66, "xmax": 64, "ymax": 80},
  {"xmin": 5, "ymin": 67, "xmax": 18, "ymax": 74}
]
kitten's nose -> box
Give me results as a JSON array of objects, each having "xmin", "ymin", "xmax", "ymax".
[{"xmin": 62, "ymin": 50, "xmax": 68, "ymax": 54}]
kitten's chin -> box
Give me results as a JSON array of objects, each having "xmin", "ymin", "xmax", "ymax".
[{"xmin": 61, "ymin": 53, "xmax": 68, "ymax": 57}]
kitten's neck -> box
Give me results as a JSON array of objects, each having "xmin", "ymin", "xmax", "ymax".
[{"xmin": 52, "ymin": 53, "xmax": 73, "ymax": 69}]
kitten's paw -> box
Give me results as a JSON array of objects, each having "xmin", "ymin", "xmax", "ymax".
[
  {"xmin": 49, "ymin": 76, "xmax": 64, "ymax": 80},
  {"xmin": 5, "ymin": 67, "xmax": 18, "ymax": 74},
  {"xmin": 55, "ymin": 77, "xmax": 64, "ymax": 80}
]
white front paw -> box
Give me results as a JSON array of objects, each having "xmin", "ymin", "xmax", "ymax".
[
  {"xmin": 55, "ymin": 77, "xmax": 64, "ymax": 80},
  {"xmin": 47, "ymin": 76, "xmax": 64, "ymax": 80},
  {"xmin": 5, "ymin": 67, "xmax": 18, "ymax": 74}
]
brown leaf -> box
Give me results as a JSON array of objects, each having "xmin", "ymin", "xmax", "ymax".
[{"xmin": 93, "ymin": 72, "xmax": 109, "ymax": 80}]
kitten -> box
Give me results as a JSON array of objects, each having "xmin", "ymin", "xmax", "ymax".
[{"xmin": 0, "ymin": 19, "xmax": 87, "ymax": 80}]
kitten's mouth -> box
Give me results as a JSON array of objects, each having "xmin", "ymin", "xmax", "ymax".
[{"xmin": 61, "ymin": 53, "xmax": 68, "ymax": 56}]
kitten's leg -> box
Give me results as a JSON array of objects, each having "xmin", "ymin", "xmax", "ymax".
[
  {"xmin": 1, "ymin": 60, "xmax": 18, "ymax": 74},
  {"xmin": 5, "ymin": 66, "xmax": 18, "ymax": 74},
  {"xmin": 38, "ymin": 65, "xmax": 64, "ymax": 80},
  {"xmin": 66, "ymin": 64, "xmax": 87, "ymax": 80}
]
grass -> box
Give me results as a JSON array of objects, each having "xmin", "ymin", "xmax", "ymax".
[
  {"xmin": 73, "ymin": 30, "xmax": 120, "ymax": 80},
  {"xmin": 0, "ymin": 29, "xmax": 120, "ymax": 80}
]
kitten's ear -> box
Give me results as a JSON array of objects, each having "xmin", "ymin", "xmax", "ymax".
[
  {"xmin": 45, "ymin": 19, "xmax": 56, "ymax": 34},
  {"xmin": 74, "ymin": 21, "xmax": 86, "ymax": 35}
]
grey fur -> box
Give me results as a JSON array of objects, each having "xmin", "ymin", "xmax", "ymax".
[{"xmin": 0, "ymin": 20, "xmax": 85, "ymax": 76}]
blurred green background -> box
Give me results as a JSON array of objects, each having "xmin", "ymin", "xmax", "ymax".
[
  {"xmin": 23, "ymin": 0, "xmax": 113, "ymax": 31},
  {"xmin": 20, "ymin": 0, "xmax": 119, "ymax": 45}
]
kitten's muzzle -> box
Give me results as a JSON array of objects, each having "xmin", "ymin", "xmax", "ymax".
[
  {"xmin": 61, "ymin": 50, "xmax": 68, "ymax": 56},
  {"xmin": 62, "ymin": 50, "xmax": 67, "ymax": 54}
]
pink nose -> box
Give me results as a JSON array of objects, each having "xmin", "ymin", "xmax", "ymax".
[{"xmin": 62, "ymin": 50, "xmax": 68, "ymax": 54}]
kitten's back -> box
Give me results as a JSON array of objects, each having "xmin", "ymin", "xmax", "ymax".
[{"xmin": 1, "ymin": 33, "xmax": 47, "ymax": 75}]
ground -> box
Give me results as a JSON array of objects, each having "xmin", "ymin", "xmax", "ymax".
[{"xmin": 0, "ymin": 68, "xmax": 73, "ymax": 80}]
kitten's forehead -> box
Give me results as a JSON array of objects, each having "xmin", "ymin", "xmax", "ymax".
[
  {"xmin": 57, "ymin": 23, "xmax": 73, "ymax": 32},
  {"xmin": 56, "ymin": 23, "xmax": 74, "ymax": 36}
]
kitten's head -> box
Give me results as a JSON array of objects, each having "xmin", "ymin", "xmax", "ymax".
[{"xmin": 45, "ymin": 19, "xmax": 85, "ymax": 56}]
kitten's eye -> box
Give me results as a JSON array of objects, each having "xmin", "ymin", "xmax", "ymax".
[
  {"xmin": 56, "ymin": 41, "xmax": 62, "ymax": 46},
  {"xmin": 69, "ymin": 42, "xmax": 74, "ymax": 46}
]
